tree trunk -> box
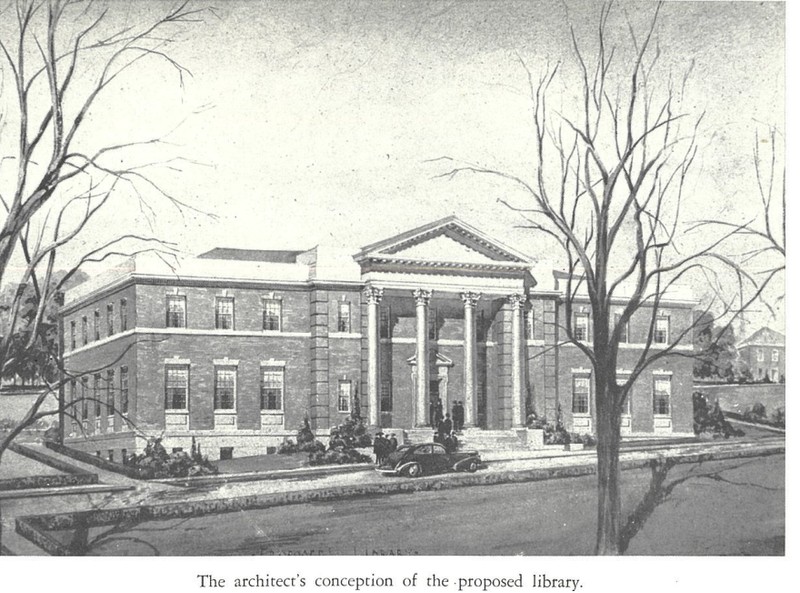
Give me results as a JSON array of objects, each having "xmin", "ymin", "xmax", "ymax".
[{"xmin": 594, "ymin": 382, "xmax": 622, "ymax": 555}]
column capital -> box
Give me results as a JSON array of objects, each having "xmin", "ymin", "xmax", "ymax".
[
  {"xmin": 460, "ymin": 291, "xmax": 482, "ymax": 308},
  {"xmin": 508, "ymin": 293, "xmax": 527, "ymax": 310},
  {"xmin": 413, "ymin": 289, "xmax": 433, "ymax": 306},
  {"xmin": 363, "ymin": 285, "xmax": 384, "ymax": 305}
]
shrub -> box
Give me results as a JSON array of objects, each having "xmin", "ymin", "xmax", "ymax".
[
  {"xmin": 329, "ymin": 415, "xmax": 372, "ymax": 449},
  {"xmin": 278, "ymin": 417, "xmax": 326, "ymax": 454},
  {"xmin": 771, "ymin": 407, "xmax": 785, "ymax": 427},
  {"xmin": 570, "ymin": 433, "xmax": 596, "ymax": 447},
  {"xmin": 692, "ymin": 392, "xmax": 744, "ymax": 438},
  {"xmin": 542, "ymin": 404, "xmax": 571, "ymax": 445},
  {"xmin": 126, "ymin": 437, "xmax": 218, "ymax": 479},
  {"xmin": 308, "ymin": 448, "xmax": 372, "ymax": 466},
  {"xmin": 744, "ymin": 402, "xmax": 767, "ymax": 422}
]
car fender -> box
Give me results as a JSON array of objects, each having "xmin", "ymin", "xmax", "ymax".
[
  {"xmin": 453, "ymin": 456, "xmax": 480, "ymax": 471},
  {"xmin": 395, "ymin": 461, "xmax": 420, "ymax": 475}
]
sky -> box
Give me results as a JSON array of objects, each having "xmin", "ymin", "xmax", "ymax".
[{"xmin": 0, "ymin": 0, "xmax": 786, "ymax": 334}]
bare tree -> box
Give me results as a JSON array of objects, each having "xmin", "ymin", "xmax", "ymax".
[
  {"xmin": 434, "ymin": 2, "xmax": 774, "ymax": 554},
  {"xmin": 0, "ymin": 0, "xmax": 208, "ymax": 463}
]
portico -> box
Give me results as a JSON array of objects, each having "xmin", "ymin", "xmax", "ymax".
[{"xmin": 355, "ymin": 217, "xmax": 536, "ymax": 431}]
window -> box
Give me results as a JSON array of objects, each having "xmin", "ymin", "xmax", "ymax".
[
  {"xmin": 106, "ymin": 370, "xmax": 115, "ymax": 417},
  {"xmin": 770, "ymin": 368, "xmax": 778, "ymax": 382},
  {"xmin": 260, "ymin": 367, "xmax": 284, "ymax": 411},
  {"xmin": 380, "ymin": 380, "xmax": 393, "ymax": 413},
  {"xmin": 654, "ymin": 315, "xmax": 669, "ymax": 344},
  {"xmin": 614, "ymin": 313, "xmax": 629, "ymax": 343},
  {"xmin": 337, "ymin": 302, "xmax": 351, "ymax": 332},
  {"xmin": 617, "ymin": 375, "xmax": 631, "ymax": 415},
  {"xmin": 107, "ymin": 450, "xmax": 114, "ymax": 462},
  {"xmin": 476, "ymin": 310, "xmax": 486, "ymax": 341},
  {"xmin": 573, "ymin": 313, "xmax": 589, "ymax": 341},
  {"xmin": 428, "ymin": 307, "xmax": 439, "ymax": 340},
  {"xmin": 166, "ymin": 295, "xmax": 186, "ymax": 328},
  {"xmin": 756, "ymin": 348, "xmax": 764, "ymax": 361},
  {"xmin": 214, "ymin": 367, "xmax": 236, "ymax": 410},
  {"xmin": 215, "ymin": 297, "xmax": 234, "ymax": 330},
  {"xmin": 572, "ymin": 376, "xmax": 590, "ymax": 415},
  {"xmin": 379, "ymin": 306, "xmax": 391, "ymax": 338},
  {"xmin": 525, "ymin": 310, "xmax": 535, "ymax": 340},
  {"xmin": 70, "ymin": 321, "xmax": 76, "ymax": 350},
  {"xmin": 81, "ymin": 377, "xmax": 89, "ymax": 420},
  {"xmin": 107, "ymin": 304, "xmax": 114, "ymax": 336},
  {"xmin": 94, "ymin": 310, "xmax": 100, "ymax": 341},
  {"xmin": 81, "ymin": 316, "xmax": 88, "ymax": 345},
  {"xmin": 262, "ymin": 298, "xmax": 281, "ymax": 331},
  {"xmin": 771, "ymin": 349, "xmax": 779, "ymax": 363},
  {"xmin": 653, "ymin": 376, "xmax": 671, "ymax": 416},
  {"xmin": 94, "ymin": 373, "xmax": 102, "ymax": 417},
  {"xmin": 120, "ymin": 366, "xmax": 129, "ymax": 415},
  {"xmin": 120, "ymin": 298, "xmax": 128, "ymax": 331},
  {"xmin": 337, "ymin": 380, "xmax": 352, "ymax": 413},
  {"xmin": 165, "ymin": 366, "xmax": 189, "ymax": 410},
  {"xmin": 219, "ymin": 447, "xmax": 234, "ymax": 461},
  {"xmin": 69, "ymin": 380, "xmax": 77, "ymax": 432}
]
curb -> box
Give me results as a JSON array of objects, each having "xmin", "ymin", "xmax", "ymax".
[
  {"xmin": 155, "ymin": 462, "xmax": 373, "ymax": 488},
  {"xmin": 0, "ymin": 483, "xmax": 134, "ymax": 501}
]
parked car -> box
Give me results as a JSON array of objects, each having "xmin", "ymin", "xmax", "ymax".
[{"xmin": 376, "ymin": 443, "xmax": 481, "ymax": 477}]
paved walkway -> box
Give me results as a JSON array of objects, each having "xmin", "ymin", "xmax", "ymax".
[{"xmin": 0, "ymin": 435, "xmax": 785, "ymax": 555}]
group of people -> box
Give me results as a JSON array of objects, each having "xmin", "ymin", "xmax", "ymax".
[
  {"xmin": 373, "ymin": 432, "xmax": 399, "ymax": 465},
  {"xmin": 429, "ymin": 399, "xmax": 466, "ymax": 432}
]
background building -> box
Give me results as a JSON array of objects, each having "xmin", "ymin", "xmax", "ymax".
[{"xmin": 736, "ymin": 327, "xmax": 785, "ymax": 383}]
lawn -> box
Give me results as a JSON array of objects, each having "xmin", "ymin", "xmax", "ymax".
[
  {"xmin": 214, "ymin": 453, "xmax": 310, "ymax": 474},
  {"xmin": 0, "ymin": 449, "xmax": 64, "ymax": 480},
  {"xmin": 694, "ymin": 383, "xmax": 785, "ymax": 416}
]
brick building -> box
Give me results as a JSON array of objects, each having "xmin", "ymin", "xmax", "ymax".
[
  {"xmin": 60, "ymin": 217, "xmax": 695, "ymax": 460},
  {"xmin": 736, "ymin": 327, "xmax": 785, "ymax": 382}
]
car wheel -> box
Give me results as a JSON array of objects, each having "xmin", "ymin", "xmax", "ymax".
[
  {"xmin": 466, "ymin": 460, "xmax": 478, "ymax": 473},
  {"xmin": 404, "ymin": 463, "xmax": 422, "ymax": 478}
]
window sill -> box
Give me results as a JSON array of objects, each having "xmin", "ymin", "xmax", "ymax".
[
  {"xmin": 260, "ymin": 410, "xmax": 284, "ymax": 415},
  {"xmin": 213, "ymin": 410, "xmax": 237, "ymax": 415}
]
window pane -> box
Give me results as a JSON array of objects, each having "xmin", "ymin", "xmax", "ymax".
[
  {"xmin": 655, "ymin": 316, "xmax": 669, "ymax": 344},
  {"xmin": 574, "ymin": 313, "xmax": 589, "ymax": 341},
  {"xmin": 338, "ymin": 381, "xmax": 351, "ymax": 412},
  {"xmin": 214, "ymin": 367, "xmax": 236, "ymax": 409},
  {"xmin": 165, "ymin": 366, "xmax": 188, "ymax": 409},
  {"xmin": 572, "ymin": 376, "xmax": 590, "ymax": 414},
  {"xmin": 120, "ymin": 299, "xmax": 128, "ymax": 331},
  {"xmin": 338, "ymin": 302, "xmax": 351, "ymax": 332},
  {"xmin": 261, "ymin": 367, "xmax": 284, "ymax": 410},
  {"xmin": 166, "ymin": 296, "xmax": 186, "ymax": 328},
  {"xmin": 107, "ymin": 304, "xmax": 114, "ymax": 336},
  {"xmin": 94, "ymin": 311, "xmax": 100, "ymax": 340},
  {"xmin": 94, "ymin": 374, "xmax": 102, "ymax": 416},
  {"xmin": 262, "ymin": 299, "xmax": 281, "ymax": 331},
  {"xmin": 216, "ymin": 298, "xmax": 234, "ymax": 330},
  {"xmin": 106, "ymin": 370, "xmax": 115, "ymax": 416},
  {"xmin": 120, "ymin": 366, "xmax": 129, "ymax": 414},
  {"xmin": 653, "ymin": 377, "xmax": 671, "ymax": 415}
]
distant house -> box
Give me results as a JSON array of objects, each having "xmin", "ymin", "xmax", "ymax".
[{"xmin": 737, "ymin": 327, "xmax": 785, "ymax": 382}]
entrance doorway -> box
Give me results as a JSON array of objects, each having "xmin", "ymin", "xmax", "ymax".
[{"xmin": 429, "ymin": 379, "xmax": 441, "ymax": 426}]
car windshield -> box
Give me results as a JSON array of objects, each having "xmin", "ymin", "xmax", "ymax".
[{"xmin": 394, "ymin": 445, "xmax": 412, "ymax": 453}]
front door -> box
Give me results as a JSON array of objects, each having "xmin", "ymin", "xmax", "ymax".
[{"xmin": 429, "ymin": 379, "xmax": 440, "ymax": 426}]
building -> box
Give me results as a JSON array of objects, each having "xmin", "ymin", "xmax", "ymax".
[
  {"xmin": 60, "ymin": 217, "xmax": 695, "ymax": 460},
  {"xmin": 736, "ymin": 327, "xmax": 785, "ymax": 382}
]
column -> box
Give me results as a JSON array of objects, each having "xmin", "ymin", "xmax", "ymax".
[
  {"xmin": 509, "ymin": 293, "xmax": 527, "ymax": 427},
  {"xmin": 413, "ymin": 289, "xmax": 432, "ymax": 427},
  {"xmin": 461, "ymin": 291, "xmax": 481, "ymax": 427},
  {"xmin": 363, "ymin": 286, "xmax": 383, "ymax": 426}
]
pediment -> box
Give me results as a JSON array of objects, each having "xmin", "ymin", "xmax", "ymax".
[{"xmin": 355, "ymin": 217, "xmax": 533, "ymax": 267}]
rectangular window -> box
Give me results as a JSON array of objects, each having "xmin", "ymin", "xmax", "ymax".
[
  {"xmin": 69, "ymin": 379, "xmax": 77, "ymax": 431},
  {"xmin": 215, "ymin": 297, "xmax": 234, "ymax": 330},
  {"xmin": 379, "ymin": 306, "xmax": 391, "ymax": 339},
  {"xmin": 120, "ymin": 366, "xmax": 129, "ymax": 415},
  {"xmin": 262, "ymin": 298, "xmax": 281, "ymax": 331},
  {"xmin": 337, "ymin": 302, "xmax": 351, "ymax": 332},
  {"xmin": 107, "ymin": 303, "xmax": 114, "ymax": 336},
  {"xmin": 120, "ymin": 298, "xmax": 128, "ymax": 331},
  {"xmin": 81, "ymin": 316, "xmax": 88, "ymax": 345},
  {"xmin": 166, "ymin": 295, "xmax": 186, "ymax": 328},
  {"xmin": 94, "ymin": 310, "xmax": 100, "ymax": 341},
  {"xmin": 770, "ymin": 368, "xmax": 778, "ymax": 382},
  {"xmin": 524, "ymin": 310, "xmax": 534, "ymax": 340},
  {"xmin": 654, "ymin": 315, "xmax": 669, "ymax": 344},
  {"xmin": 572, "ymin": 376, "xmax": 590, "ymax": 415},
  {"xmin": 380, "ymin": 380, "xmax": 393, "ymax": 412},
  {"xmin": 476, "ymin": 310, "xmax": 486, "ymax": 341},
  {"xmin": 614, "ymin": 313, "xmax": 629, "ymax": 343},
  {"xmin": 81, "ymin": 377, "xmax": 89, "ymax": 420},
  {"xmin": 94, "ymin": 373, "xmax": 102, "ymax": 417},
  {"xmin": 617, "ymin": 375, "xmax": 631, "ymax": 415},
  {"xmin": 214, "ymin": 366, "xmax": 236, "ymax": 410},
  {"xmin": 260, "ymin": 367, "xmax": 284, "ymax": 411},
  {"xmin": 106, "ymin": 369, "xmax": 115, "ymax": 417},
  {"xmin": 428, "ymin": 307, "xmax": 439, "ymax": 340},
  {"xmin": 165, "ymin": 365, "xmax": 189, "ymax": 410},
  {"xmin": 653, "ymin": 376, "xmax": 671, "ymax": 416},
  {"xmin": 108, "ymin": 450, "xmax": 114, "ymax": 462},
  {"xmin": 573, "ymin": 313, "xmax": 589, "ymax": 341},
  {"xmin": 70, "ymin": 321, "xmax": 76, "ymax": 350},
  {"xmin": 756, "ymin": 348, "xmax": 765, "ymax": 361},
  {"xmin": 337, "ymin": 380, "xmax": 352, "ymax": 413},
  {"xmin": 771, "ymin": 349, "xmax": 779, "ymax": 362}
]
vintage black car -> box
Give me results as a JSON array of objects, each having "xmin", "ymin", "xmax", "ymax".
[{"xmin": 376, "ymin": 443, "xmax": 481, "ymax": 477}]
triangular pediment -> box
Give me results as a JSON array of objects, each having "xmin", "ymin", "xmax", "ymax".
[{"xmin": 354, "ymin": 216, "xmax": 533, "ymax": 266}]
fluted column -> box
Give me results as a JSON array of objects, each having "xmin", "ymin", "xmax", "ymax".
[
  {"xmin": 364, "ymin": 286, "xmax": 383, "ymax": 426},
  {"xmin": 509, "ymin": 293, "xmax": 527, "ymax": 427},
  {"xmin": 413, "ymin": 289, "xmax": 433, "ymax": 427},
  {"xmin": 461, "ymin": 291, "xmax": 481, "ymax": 427}
]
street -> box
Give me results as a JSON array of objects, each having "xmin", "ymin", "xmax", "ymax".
[{"xmin": 64, "ymin": 453, "xmax": 783, "ymax": 556}]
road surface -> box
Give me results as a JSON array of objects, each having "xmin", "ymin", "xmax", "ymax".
[{"xmin": 67, "ymin": 453, "xmax": 783, "ymax": 556}]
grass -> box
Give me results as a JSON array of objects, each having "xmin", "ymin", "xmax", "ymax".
[{"xmin": 214, "ymin": 452, "xmax": 310, "ymax": 474}]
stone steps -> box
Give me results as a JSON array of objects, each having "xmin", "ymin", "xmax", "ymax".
[{"xmin": 403, "ymin": 428, "xmax": 545, "ymax": 451}]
